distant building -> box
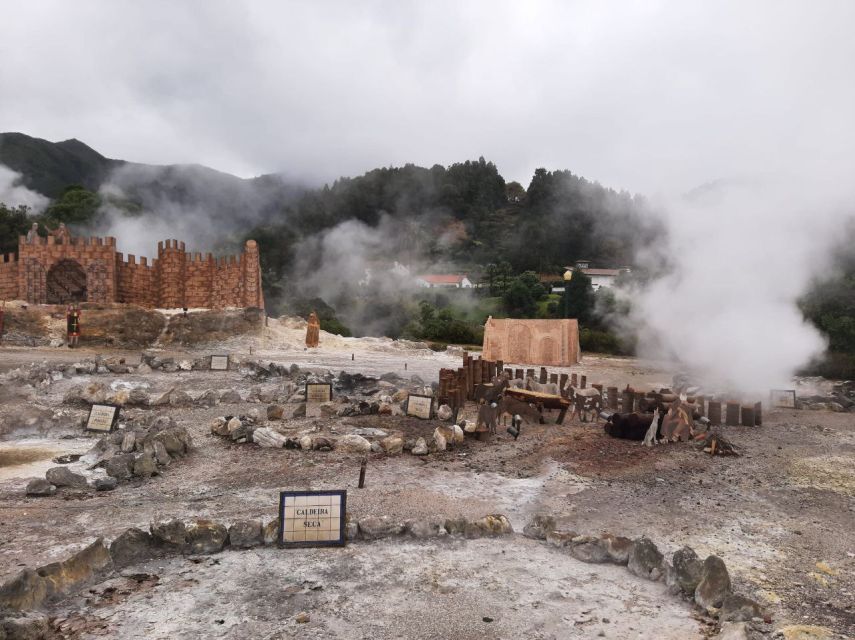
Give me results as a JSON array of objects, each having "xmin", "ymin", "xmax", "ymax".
[
  {"xmin": 539, "ymin": 261, "xmax": 632, "ymax": 293},
  {"xmin": 415, "ymin": 274, "xmax": 473, "ymax": 289}
]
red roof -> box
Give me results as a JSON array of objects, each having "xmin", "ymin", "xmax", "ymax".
[{"xmin": 417, "ymin": 274, "xmax": 467, "ymax": 284}]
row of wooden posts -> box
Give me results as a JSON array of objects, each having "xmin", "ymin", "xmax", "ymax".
[{"xmin": 437, "ymin": 353, "xmax": 762, "ymax": 427}]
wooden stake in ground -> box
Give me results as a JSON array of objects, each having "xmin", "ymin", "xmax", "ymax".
[{"xmin": 358, "ymin": 457, "xmax": 367, "ymax": 488}]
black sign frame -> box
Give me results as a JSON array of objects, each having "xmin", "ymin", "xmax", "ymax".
[
  {"xmin": 405, "ymin": 393, "xmax": 434, "ymax": 419},
  {"xmin": 278, "ymin": 489, "xmax": 347, "ymax": 548},
  {"xmin": 770, "ymin": 389, "xmax": 797, "ymax": 408},
  {"xmin": 85, "ymin": 403, "xmax": 120, "ymax": 433},
  {"xmin": 210, "ymin": 354, "xmax": 230, "ymax": 371}
]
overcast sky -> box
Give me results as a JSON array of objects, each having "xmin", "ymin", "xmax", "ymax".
[{"xmin": 2, "ymin": 0, "xmax": 855, "ymax": 193}]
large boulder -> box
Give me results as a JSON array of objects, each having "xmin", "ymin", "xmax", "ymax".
[
  {"xmin": 25, "ymin": 478, "xmax": 56, "ymax": 497},
  {"xmin": 267, "ymin": 404, "xmax": 285, "ymax": 420},
  {"xmin": 229, "ymin": 520, "xmax": 264, "ymax": 548},
  {"xmin": 127, "ymin": 389, "xmax": 150, "ymax": 406},
  {"xmin": 720, "ymin": 594, "xmax": 764, "ymax": 622},
  {"xmin": 105, "ymin": 453, "xmax": 135, "ymax": 480},
  {"xmin": 379, "ymin": 435, "xmax": 404, "ymax": 455},
  {"xmin": 81, "ymin": 382, "xmax": 108, "ymax": 405},
  {"xmin": 168, "ymin": 390, "xmax": 193, "ymax": 407},
  {"xmin": 132, "ymin": 453, "xmax": 157, "ymax": 478},
  {"xmin": 411, "ymin": 437, "xmax": 429, "ymax": 455},
  {"xmin": 670, "ymin": 546, "xmax": 703, "ymax": 595},
  {"xmin": 185, "ymin": 519, "xmax": 228, "ymax": 554},
  {"xmin": 408, "ymin": 520, "xmax": 442, "ymax": 539},
  {"xmin": 45, "ymin": 467, "xmax": 88, "ymax": 489},
  {"xmin": 433, "ymin": 428, "xmax": 447, "ymax": 451},
  {"xmin": 110, "ymin": 528, "xmax": 159, "ymax": 568},
  {"xmin": 36, "ymin": 538, "xmax": 112, "ymax": 600},
  {"xmin": 464, "ymin": 514, "xmax": 513, "ymax": 538},
  {"xmin": 0, "ymin": 569, "xmax": 47, "ymax": 611},
  {"xmin": 600, "ymin": 533, "xmax": 632, "ymax": 565},
  {"xmin": 0, "ymin": 612, "xmax": 51, "ymax": 638},
  {"xmin": 357, "ymin": 516, "xmax": 404, "ymax": 540},
  {"xmin": 253, "ymin": 427, "xmax": 287, "ymax": 448},
  {"xmin": 546, "ymin": 530, "xmax": 579, "ymax": 547},
  {"xmin": 336, "ymin": 434, "xmax": 371, "ymax": 453},
  {"xmin": 219, "ymin": 389, "xmax": 242, "ymax": 404},
  {"xmin": 195, "ymin": 389, "xmax": 218, "ymax": 408},
  {"xmin": 210, "ymin": 417, "xmax": 229, "ymax": 436},
  {"xmin": 150, "ymin": 518, "xmax": 186, "ymax": 547},
  {"xmin": 694, "ymin": 555, "xmax": 732, "ymax": 610},
  {"xmin": 437, "ymin": 404, "xmax": 453, "ymax": 421},
  {"xmin": 263, "ymin": 519, "xmax": 280, "ymax": 545},
  {"xmin": 568, "ymin": 536, "xmax": 610, "ymax": 563},
  {"xmin": 627, "ymin": 537, "xmax": 664, "ymax": 580},
  {"xmin": 95, "ymin": 476, "xmax": 117, "ymax": 491},
  {"xmin": 523, "ymin": 514, "xmax": 556, "ymax": 540}
]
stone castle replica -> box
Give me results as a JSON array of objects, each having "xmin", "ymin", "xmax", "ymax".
[
  {"xmin": 0, "ymin": 234, "xmax": 264, "ymax": 309},
  {"xmin": 482, "ymin": 317, "xmax": 581, "ymax": 366}
]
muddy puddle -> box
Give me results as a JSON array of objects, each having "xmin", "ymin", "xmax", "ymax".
[{"xmin": 0, "ymin": 439, "xmax": 92, "ymax": 482}]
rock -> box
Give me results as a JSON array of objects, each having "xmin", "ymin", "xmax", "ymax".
[
  {"xmin": 185, "ymin": 519, "xmax": 228, "ymax": 554},
  {"xmin": 226, "ymin": 417, "xmax": 243, "ymax": 435},
  {"xmin": 377, "ymin": 402, "xmax": 393, "ymax": 415},
  {"xmin": 600, "ymin": 533, "xmax": 632, "ymax": 565},
  {"xmin": 153, "ymin": 441, "xmax": 172, "ymax": 466},
  {"xmin": 345, "ymin": 521, "xmax": 359, "ymax": 541},
  {"xmin": 136, "ymin": 362, "xmax": 152, "ymax": 374},
  {"xmin": 312, "ymin": 437, "xmax": 335, "ymax": 451},
  {"xmin": 443, "ymin": 518, "xmax": 467, "ymax": 536},
  {"xmin": 465, "ymin": 514, "xmax": 513, "ymax": 538},
  {"xmin": 196, "ymin": 389, "xmax": 218, "ymax": 408},
  {"xmin": 245, "ymin": 408, "xmax": 263, "ymax": 424},
  {"xmin": 433, "ymin": 428, "xmax": 447, "ymax": 451},
  {"xmin": 295, "ymin": 612, "xmax": 310, "ymax": 624},
  {"xmin": 219, "ymin": 389, "xmax": 242, "ymax": 404},
  {"xmin": 0, "ymin": 612, "xmax": 51, "ymax": 639},
  {"xmin": 105, "ymin": 453, "xmax": 135, "ymax": 480},
  {"xmin": 81, "ymin": 382, "xmax": 107, "ymax": 404},
  {"xmin": 437, "ymin": 404, "xmax": 453, "ymax": 420},
  {"xmin": 627, "ymin": 537, "xmax": 664, "ymax": 580},
  {"xmin": 714, "ymin": 622, "xmax": 751, "ymax": 640},
  {"xmin": 569, "ymin": 536, "xmax": 610, "ymax": 563},
  {"xmin": 25, "ymin": 478, "xmax": 56, "ymax": 497},
  {"xmin": 169, "ymin": 390, "xmax": 193, "ymax": 407},
  {"xmin": 95, "ymin": 476, "xmax": 118, "ymax": 491},
  {"xmin": 336, "ymin": 434, "xmax": 371, "ymax": 453},
  {"xmin": 670, "ymin": 546, "xmax": 703, "ymax": 595},
  {"xmin": 263, "ymin": 519, "xmax": 280, "ymax": 544},
  {"xmin": 253, "ymin": 427, "xmax": 287, "ymax": 448},
  {"xmin": 108, "ymin": 389, "xmax": 130, "ymax": 406},
  {"xmin": 128, "ymin": 388, "xmax": 150, "ymax": 406},
  {"xmin": 150, "ymin": 389, "xmax": 173, "ymax": 406},
  {"xmin": 228, "ymin": 520, "xmax": 264, "ymax": 548},
  {"xmin": 45, "ymin": 466, "xmax": 88, "ymax": 489},
  {"xmin": 411, "ymin": 437, "xmax": 429, "ymax": 455},
  {"xmin": 392, "ymin": 389, "xmax": 409, "ymax": 403},
  {"xmin": 720, "ymin": 594, "xmax": 764, "ymax": 622},
  {"xmin": 210, "ymin": 417, "xmax": 229, "ymax": 436},
  {"xmin": 62, "ymin": 384, "xmax": 85, "ymax": 404},
  {"xmin": 121, "ymin": 432, "xmax": 136, "ymax": 453},
  {"xmin": 132, "ymin": 453, "xmax": 157, "ymax": 478},
  {"xmin": 462, "ymin": 420, "xmax": 477, "ymax": 433},
  {"xmin": 178, "ymin": 359, "xmax": 193, "ymax": 371},
  {"xmin": 523, "ymin": 514, "xmax": 556, "ymax": 540},
  {"xmin": 408, "ymin": 520, "xmax": 441, "ymax": 538},
  {"xmin": 267, "ymin": 404, "xmax": 285, "ymax": 420},
  {"xmin": 0, "ymin": 569, "xmax": 48, "ymax": 611},
  {"xmin": 379, "ymin": 435, "xmax": 403, "ymax": 455},
  {"xmin": 358, "ymin": 516, "xmax": 404, "ymax": 540},
  {"xmin": 150, "ymin": 518, "xmax": 187, "ymax": 547},
  {"xmin": 694, "ymin": 555, "xmax": 731, "ymax": 610},
  {"xmin": 35, "ymin": 538, "xmax": 112, "ymax": 601},
  {"xmin": 546, "ymin": 530, "xmax": 578, "ymax": 547},
  {"xmin": 299, "ymin": 435, "xmax": 313, "ymax": 450},
  {"xmin": 110, "ymin": 528, "xmax": 158, "ymax": 568}
]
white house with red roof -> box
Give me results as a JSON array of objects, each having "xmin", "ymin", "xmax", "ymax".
[{"xmin": 415, "ymin": 274, "xmax": 473, "ymax": 289}]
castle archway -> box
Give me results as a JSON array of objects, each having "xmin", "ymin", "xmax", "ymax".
[{"xmin": 46, "ymin": 259, "xmax": 87, "ymax": 304}]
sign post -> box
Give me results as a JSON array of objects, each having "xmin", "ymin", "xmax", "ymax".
[{"xmin": 305, "ymin": 382, "xmax": 332, "ymax": 418}]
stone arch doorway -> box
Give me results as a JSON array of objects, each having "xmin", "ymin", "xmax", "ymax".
[{"xmin": 47, "ymin": 259, "xmax": 87, "ymax": 304}]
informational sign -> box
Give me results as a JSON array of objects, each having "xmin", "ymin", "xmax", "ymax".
[
  {"xmin": 86, "ymin": 404, "xmax": 119, "ymax": 432},
  {"xmin": 406, "ymin": 394, "xmax": 434, "ymax": 420},
  {"xmin": 770, "ymin": 389, "xmax": 797, "ymax": 408},
  {"xmin": 210, "ymin": 355, "xmax": 229, "ymax": 371},
  {"xmin": 279, "ymin": 490, "xmax": 347, "ymax": 547},
  {"xmin": 305, "ymin": 382, "xmax": 332, "ymax": 418}
]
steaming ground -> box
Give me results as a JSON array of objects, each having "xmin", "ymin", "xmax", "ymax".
[{"xmin": 0, "ymin": 331, "xmax": 853, "ymax": 637}]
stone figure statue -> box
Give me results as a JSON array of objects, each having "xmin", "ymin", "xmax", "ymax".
[
  {"xmin": 26, "ymin": 223, "xmax": 40, "ymax": 244},
  {"xmin": 305, "ymin": 311, "xmax": 320, "ymax": 348},
  {"xmin": 48, "ymin": 222, "xmax": 72, "ymax": 244}
]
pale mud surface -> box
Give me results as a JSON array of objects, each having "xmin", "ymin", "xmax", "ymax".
[{"xmin": 0, "ymin": 330, "xmax": 853, "ymax": 638}]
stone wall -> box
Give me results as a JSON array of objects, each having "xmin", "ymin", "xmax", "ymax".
[
  {"xmin": 8, "ymin": 235, "xmax": 263, "ymax": 309},
  {"xmin": 0, "ymin": 252, "xmax": 18, "ymax": 300},
  {"xmin": 482, "ymin": 318, "xmax": 581, "ymax": 366}
]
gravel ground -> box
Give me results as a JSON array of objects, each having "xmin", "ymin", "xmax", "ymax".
[{"xmin": 0, "ymin": 341, "xmax": 853, "ymax": 638}]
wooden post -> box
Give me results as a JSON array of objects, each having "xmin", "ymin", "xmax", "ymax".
[
  {"xmin": 496, "ymin": 359, "xmax": 503, "ymax": 374},
  {"xmin": 505, "ymin": 368, "xmax": 513, "ymax": 377},
  {"xmin": 725, "ymin": 402, "xmax": 740, "ymax": 426},
  {"xmin": 754, "ymin": 401, "xmax": 762, "ymax": 426},
  {"xmin": 570, "ymin": 373, "xmax": 578, "ymax": 387},
  {"xmin": 549, "ymin": 373, "xmax": 559, "ymax": 384},
  {"xmin": 358, "ymin": 457, "xmax": 367, "ymax": 489},
  {"xmin": 694, "ymin": 395, "xmax": 705, "ymax": 416},
  {"xmin": 621, "ymin": 390, "xmax": 634, "ymax": 413},
  {"xmin": 607, "ymin": 386, "xmax": 618, "ymax": 410},
  {"xmin": 487, "ymin": 360, "xmax": 496, "ymax": 381},
  {"xmin": 708, "ymin": 401, "xmax": 722, "ymax": 426},
  {"xmin": 559, "ymin": 373, "xmax": 569, "ymax": 395},
  {"xmin": 580, "ymin": 375, "xmax": 587, "ymax": 389},
  {"xmin": 539, "ymin": 367, "xmax": 547, "ymax": 384},
  {"xmin": 515, "ymin": 368, "xmax": 523, "ymax": 380},
  {"xmin": 526, "ymin": 368, "xmax": 535, "ymax": 380},
  {"xmin": 740, "ymin": 405, "xmax": 755, "ymax": 427}
]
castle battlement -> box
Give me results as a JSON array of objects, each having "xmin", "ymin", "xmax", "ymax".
[{"xmin": 0, "ymin": 234, "xmax": 263, "ymax": 309}]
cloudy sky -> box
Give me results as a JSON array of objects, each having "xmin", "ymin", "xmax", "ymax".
[{"xmin": 3, "ymin": 0, "xmax": 855, "ymax": 193}]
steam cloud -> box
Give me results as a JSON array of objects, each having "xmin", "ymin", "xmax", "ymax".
[
  {"xmin": 626, "ymin": 176, "xmax": 854, "ymax": 393},
  {"xmin": 0, "ymin": 164, "xmax": 49, "ymax": 213}
]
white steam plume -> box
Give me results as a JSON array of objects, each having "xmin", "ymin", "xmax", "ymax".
[
  {"xmin": 0, "ymin": 164, "xmax": 49, "ymax": 213},
  {"xmin": 628, "ymin": 176, "xmax": 854, "ymax": 393}
]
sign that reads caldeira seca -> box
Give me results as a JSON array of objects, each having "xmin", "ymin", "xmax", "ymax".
[{"xmin": 279, "ymin": 490, "xmax": 346, "ymax": 547}]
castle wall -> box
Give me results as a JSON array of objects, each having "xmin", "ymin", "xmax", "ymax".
[
  {"xmin": 0, "ymin": 253, "xmax": 18, "ymax": 300},
  {"xmin": 482, "ymin": 318, "xmax": 581, "ymax": 366},
  {"xmin": 13, "ymin": 235, "xmax": 263, "ymax": 309}
]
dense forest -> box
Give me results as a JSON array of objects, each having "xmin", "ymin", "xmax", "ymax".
[{"xmin": 1, "ymin": 133, "xmax": 853, "ymax": 374}]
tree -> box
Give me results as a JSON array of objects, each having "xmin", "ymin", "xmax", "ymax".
[
  {"xmin": 43, "ymin": 185, "xmax": 101, "ymax": 227},
  {"xmin": 0, "ymin": 203, "xmax": 32, "ymax": 254},
  {"xmin": 562, "ymin": 269, "xmax": 595, "ymax": 322},
  {"xmin": 503, "ymin": 278, "xmax": 538, "ymax": 318}
]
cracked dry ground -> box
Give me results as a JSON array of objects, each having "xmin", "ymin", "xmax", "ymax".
[{"xmin": 0, "ymin": 347, "xmax": 853, "ymax": 638}]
